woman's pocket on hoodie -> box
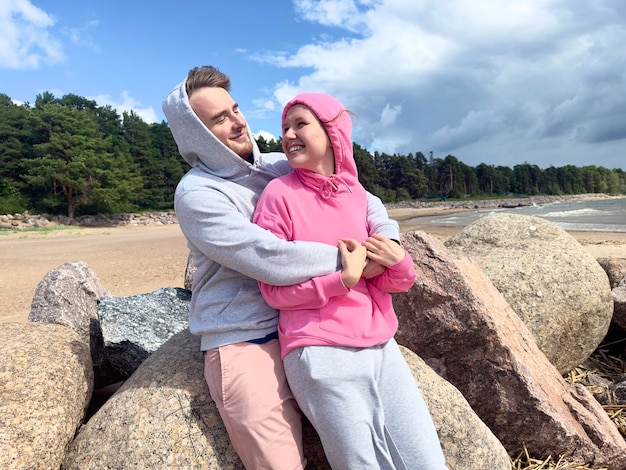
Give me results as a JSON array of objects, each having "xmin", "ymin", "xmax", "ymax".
[{"xmin": 318, "ymin": 301, "xmax": 373, "ymax": 340}]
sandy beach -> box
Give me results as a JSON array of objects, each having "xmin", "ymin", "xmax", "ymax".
[
  {"xmin": 0, "ymin": 224, "xmax": 190, "ymax": 324},
  {"xmin": 1, "ymin": 208, "xmax": 625, "ymax": 325}
]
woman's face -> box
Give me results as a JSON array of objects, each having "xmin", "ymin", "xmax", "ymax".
[{"xmin": 282, "ymin": 104, "xmax": 335, "ymax": 176}]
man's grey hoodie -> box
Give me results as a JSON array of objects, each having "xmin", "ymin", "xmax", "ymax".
[{"xmin": 162, "ymin": 80, "xmax": 398, "ymax": 351}]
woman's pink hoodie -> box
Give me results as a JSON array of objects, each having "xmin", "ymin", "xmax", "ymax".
[{"xmin": 253, "ymin": 93, "xmax": 416, "ymax": 359}]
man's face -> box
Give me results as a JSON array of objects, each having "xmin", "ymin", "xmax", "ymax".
[{"xmin": 188, "ymin": 87, "xmax": 253, "ymax": 159}]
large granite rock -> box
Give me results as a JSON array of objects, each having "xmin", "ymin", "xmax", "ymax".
[
  {"xmin": 28, "ymin": 260, "xmax": 112, "ymax": 384},
  {"xmin": 29, "ymin": 261, "xmax": 191, "ymax": 387},
  {"xmin": 62, "ymin": 328, "xmax": 509, "ymax": 470},
  {"xmin": 597, "ymin": 257, "xmax": 626, "ymax": 289},
  {"xmin": 62, "ymin": 330, "xmax": 232, "ymax": 469},
  {"xmin": 444, "ymin": 213, "xmax": 613, "ymax": 373},
  {"xmin": 97, "ymin": 287, "xmax": 190, "ymax": 378},
  {"xmin": 612, "ymin": 284, "xmax": 626, "ymax": 331},
  {"xmin": 394, "ymin": 230, "xmax": 626, "ymax": 470},
  {"xmin": 29, "ymin": 260, "xmax": 110, "ymax": 345},
  {"xmin": 399, "ymin": 346, "xmax": 511, "ymax": 469},
  {"xmin": 184, "ymin": 251, "xmax": 195, "ymax": 291},
  {"xmin": 0, "ymin": 322, "xmax": 93, "ymax": 470}
]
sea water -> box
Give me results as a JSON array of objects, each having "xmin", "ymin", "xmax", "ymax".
[{"xmin": 404, "ymin": 197, "xmax": 626, "ymax": 232}]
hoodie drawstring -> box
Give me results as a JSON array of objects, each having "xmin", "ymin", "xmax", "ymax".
[{"xmin": 320, "ymin": 175, "xmax": 352, "ymax": 199}]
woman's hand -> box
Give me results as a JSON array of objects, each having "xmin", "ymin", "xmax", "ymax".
[
  {"xmin": 362, "ymin": 234, "xmax": 405, "ymax": 267},
  {"xmin": 361, "ymin": 259, "xmax": 385, "ymax": 278},
  {"xmin": 338, "ymin": 238, "xmax": 367, "ymax": 288}
]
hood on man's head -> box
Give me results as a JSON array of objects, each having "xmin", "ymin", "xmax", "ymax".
[
  {"xmin": 161, "ymin": 79, "xmax": 261, "ymax": 180},
  {"xmin": 282, "ymin": 93, "xmax": 354, "ymax": 176}
]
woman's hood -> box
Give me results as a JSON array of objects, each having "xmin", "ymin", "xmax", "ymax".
[{"xmin": 282, "ymin": 92, "xmax": 358, "ymax": 184}]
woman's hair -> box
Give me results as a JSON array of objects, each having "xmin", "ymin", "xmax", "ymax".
[
  {"xmin": 185, "ymin": 66, "xmax": 231, "ymax": 97},
  {"xmin": 322, "ymin": 109, "xmax": 358, "ymax": 125}
]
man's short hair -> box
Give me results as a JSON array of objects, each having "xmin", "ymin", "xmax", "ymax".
[{"xmin": 185, "ymin": 66, "xmax": 231, "ymax": 97}]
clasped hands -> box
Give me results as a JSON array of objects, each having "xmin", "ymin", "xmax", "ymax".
[{"xmin": 338, "ymin": 234, "xmax": 404, "ymax": 287}]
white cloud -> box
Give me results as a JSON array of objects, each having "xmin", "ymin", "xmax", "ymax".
[
  {"xmin": 378, "ymin": 103, "xmax": 401, "ymax": 127},
  {"xmin": 89, "ymin": 91, "xmax": 158, "ymax": 124},
  {"xmin": 0, "ymin": 0, "xmax": 64, "ymax": 69},
  {"xmin": 61, "ymin": 19, "xmax": 99, "ymax": 52},
  {"xmin": 272, "ymin": 80, "xmax": 305, "ymax": 107},
  {"xmin": 254, "ymin": 130, "xmax": 278, "ymax": 142},
  {"xmin": 293, "ymin": 0, "xmax": 366, "ymax": 32},
  {"xmin": 256, "ymin": 0, "xmax": 626, "ymax": 168},
  {"xmin": 247, "ymin": 98, "xmax": 278, "ymax": 119}
]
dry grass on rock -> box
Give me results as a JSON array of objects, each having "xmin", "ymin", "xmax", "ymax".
[{"xmin": 510, "ymin": 342, "xmax": 625, "ymax": 470}]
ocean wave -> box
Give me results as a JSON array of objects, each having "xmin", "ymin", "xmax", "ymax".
[
  {"xmin": 399, "ymin": 196, "xmax": 626, "ymax": 232},
  {"xmin": 542, "ymin": 208, "xmax": 605, "ymax": 218}
]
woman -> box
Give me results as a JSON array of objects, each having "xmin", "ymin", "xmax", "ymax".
[{"xmin": 253, "ymin": 92, "xmax": 448, "ymax": 469}]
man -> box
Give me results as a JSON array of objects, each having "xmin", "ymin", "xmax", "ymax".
[{"xmin": 162, "ymin": 66, "xmax": 399, "ymax": 469}]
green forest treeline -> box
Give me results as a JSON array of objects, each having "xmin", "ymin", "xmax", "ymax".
[{"xmin": 1, "ymin": 92, "xmax": 625, "ymax": 217}]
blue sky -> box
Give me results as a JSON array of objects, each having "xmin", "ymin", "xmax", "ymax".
[{"xmin": 2, "ymin": 0, "xmax": 626, "ymax": 171}]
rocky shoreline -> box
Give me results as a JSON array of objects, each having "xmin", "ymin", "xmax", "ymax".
[
  {"xmin": 3, "ymin": 216, "xmax": 625, "ymax": 469},
  {"xmin": 0, "ymin": 211, "xmax": 179, "ymax": 230}
]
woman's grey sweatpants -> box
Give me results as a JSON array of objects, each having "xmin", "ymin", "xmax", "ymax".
[{"xmin": 283, "ymin": 338, "xmax": 448, "ymax": 470}]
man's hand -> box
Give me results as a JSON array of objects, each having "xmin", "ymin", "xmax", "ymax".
[
  {"xmin": 338, "ymin": 238, "xmax": 367, "ymax": 288},
  {"xmin": 362, "ymin": 234, "xmax": 405, "ymax": 267},
  {"xmin": 362, "ymin": 259, "xmax": 385, "ymax": 278}
]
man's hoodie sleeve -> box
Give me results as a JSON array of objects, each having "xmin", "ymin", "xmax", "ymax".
[
  {"xmin": 176, "ymin": 186, "xmax": 341, "ymax": 286},
  {"xmin": 366, "ymin": 192, "xmax": 399, "ymax": 240}
]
